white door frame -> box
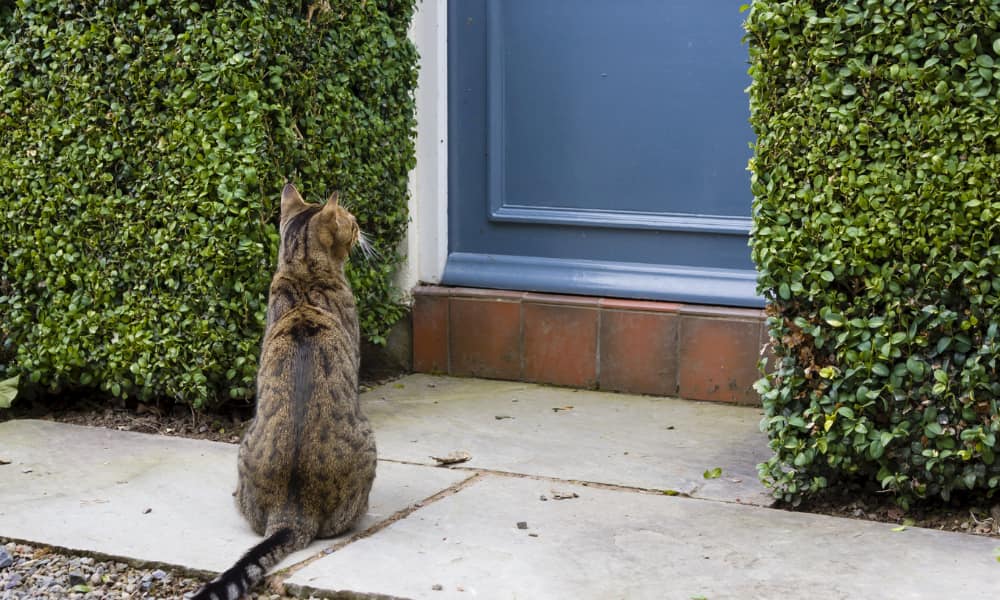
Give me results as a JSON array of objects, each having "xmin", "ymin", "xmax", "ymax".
[{"xmin": 398, "ymin": 0, "xmax": 449, "ymax": 298}]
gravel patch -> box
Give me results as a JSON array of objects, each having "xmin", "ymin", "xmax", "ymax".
[{"xmin": 0, "ymin": 540, "xmax": 317, "ymax": 600}]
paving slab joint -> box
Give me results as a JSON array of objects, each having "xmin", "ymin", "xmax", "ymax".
[
  {"xmin": 284, "ymin": 585, "xmax": 411, "ymax": 599},
  {"xmin": 272, "ymin": 472, "xmax": 483, "ymax": 595},
  {"xmin": 379, "ymin": 460, "xmax": 766, "ymax": 507}
]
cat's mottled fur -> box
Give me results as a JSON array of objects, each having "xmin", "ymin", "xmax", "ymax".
[{"xmin": 192, "ymin": 183, "xmax": 377, "ymax": 600}]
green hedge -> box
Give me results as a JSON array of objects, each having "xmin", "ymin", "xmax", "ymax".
[
  {"xmin": 747, "ymin": 1, "xmax": 1000, "ymax": 507},
  {"xmin": 0, "ymin": 0, "xmax": 417, "ymax": 408}
]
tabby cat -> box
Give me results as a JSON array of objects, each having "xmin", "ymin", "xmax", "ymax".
[{"xmin": 191, "ymin": 183, "xmax": 377, "ymax": 600}]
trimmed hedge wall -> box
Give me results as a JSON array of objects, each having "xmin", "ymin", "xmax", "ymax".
[
  {"xmin": 747, "ymin": 1, "xmax": 1000, "ymax": 507},
  {"xmin": 0, "ymin": 0, "xmax": 417, "ymax": 408}
]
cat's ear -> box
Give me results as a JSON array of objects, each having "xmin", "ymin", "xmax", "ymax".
[
  {"xmin": 280, "ymin": 183, "xmax": 307, "ymax": 219},
  {"xmin": 319, "ymin": 191, "xmax": 340, "ymax": 218}
]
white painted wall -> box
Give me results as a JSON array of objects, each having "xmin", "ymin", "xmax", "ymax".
[{"xmin": 396, "ymin": 0, "xmax": 448, "ymax": 300}]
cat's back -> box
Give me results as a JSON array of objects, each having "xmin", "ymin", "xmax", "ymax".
[
  {"xmin": 264, "ymin": 293, "xmax": 358, "ymax": 370},
  {"xmin": 255, "ymin": 299, "xmax": 369, "ymax": 443},
  {"xmin": 240, "ymin": 301, "xmax": 375, "ymax": 533}
]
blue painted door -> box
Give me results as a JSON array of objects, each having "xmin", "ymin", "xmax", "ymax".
[{"xmin": 444, "ymin": 1, "xmax": 759, "ymax": 306}]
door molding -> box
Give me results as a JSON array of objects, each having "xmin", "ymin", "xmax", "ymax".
[
  {"xmin": 444, "ymin": 252, "xmax": 761, "ymax": 307},
  {"xmin": 490, "ymin": 205, "xmax": 751, "ymax": 235},
  {"xmin": 482, "ymin": 2, "xmax": 750, "ymax": 237}
]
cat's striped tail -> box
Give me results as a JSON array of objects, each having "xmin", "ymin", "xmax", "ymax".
[{"xmin": 189, "ymin": 527, "xmax": 294, "ymax": 600}]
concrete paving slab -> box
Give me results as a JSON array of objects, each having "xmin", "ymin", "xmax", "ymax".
[
  {"xmin": 287, "ymin": 473, "xmax": 1000, "ymax": 600},
  {"xmin": 364, "ymin": 375, "xmax": 771, "ymax": 504},
  {"xmin": 0, "ymin": 419, "xmax": 471, "ymax": 573}
]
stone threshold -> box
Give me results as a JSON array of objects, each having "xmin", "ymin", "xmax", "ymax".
[{"xmin": 412, "ymin": 285, "xmax": 768, "ymax": 404}]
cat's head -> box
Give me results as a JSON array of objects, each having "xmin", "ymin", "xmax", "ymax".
[{"xmin": 277, "ymin": 183, "xmax": 366, "ymax": 268}]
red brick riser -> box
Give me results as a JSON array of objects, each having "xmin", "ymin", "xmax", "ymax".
[{"xmin": 412, "ymin": 286, "xmax": 767, "ymax": 405}]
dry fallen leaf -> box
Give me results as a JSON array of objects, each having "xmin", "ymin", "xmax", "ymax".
[
  {"xmin": 552, "ymin": 406, "xmax": 574, "ymax": 412},
  {"xmin": 551, "ymin": 490, "xmax": 579, "ymax": 500},
  {"xmin": 430, "ymin": 451, "xmax": 472, "ymax": 466}
]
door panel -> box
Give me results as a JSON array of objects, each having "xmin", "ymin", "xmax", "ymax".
[{"xmin": 445, "ymin": 0, "xmax": 760, "ymax": 306}]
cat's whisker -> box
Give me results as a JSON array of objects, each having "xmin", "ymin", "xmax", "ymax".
[{"xmin": 356, "ymin": 231, "xmax": 380, "ymax": 262}]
